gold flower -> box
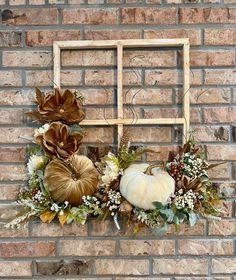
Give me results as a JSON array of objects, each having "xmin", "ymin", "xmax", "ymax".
[
  {"xmin": 35, "ymin": 122, "xmax": 83, "ymax": 159},
  {"xmin": 27, "ymin": 88, "xmax": 85, "ymax": 124}
]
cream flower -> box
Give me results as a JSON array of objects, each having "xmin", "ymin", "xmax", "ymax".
[
  {"xmin": 34, "ymin": 123, "xmax": 50, "ymax": 137},
  {"xmin": 27, "ymin": 155, "xmax": 45, "ymax": 175},
  {"xmin": 101, "ymin": 153, "xmax": 120, "ymax": 186}
]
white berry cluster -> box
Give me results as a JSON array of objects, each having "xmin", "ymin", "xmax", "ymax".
[
  {"xmin": 106, "ymin": 190, "xmax": 121, "ymax": 216},
  {"xmin": 174, "ymin": 189, "xmax": 196, "ymax": 210},
  {"xmin": 32, "ymin": 189, "xmax": 44, "ymax": 202},
  {"xmin": 50, "ymin": 201, "xmax": 69, "ymax": 213},
  {"xmin": 82, "ymin": 195, "xmax": 100, "ymax": 208},
  {"xmin": 183, "ymin": 153, "xmax": 209, "ymax": 179},
  {"xmin": 135, "ymin": 208, "xmax": 148, "ymax": 223}
]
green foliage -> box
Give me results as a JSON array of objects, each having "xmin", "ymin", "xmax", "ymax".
[{"xmin": 26, "ymin": 144, "xmax": 43, "ymax": 158}]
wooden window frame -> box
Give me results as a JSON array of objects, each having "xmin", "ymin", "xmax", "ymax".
[{"xmin": 53, "ymin": 39, "xmax": 190, "ymax": 145}]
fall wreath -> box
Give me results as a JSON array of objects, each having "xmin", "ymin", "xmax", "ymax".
[{"xmin": 6, "ymin": 88, "xmax": 224, "ymax": 233}]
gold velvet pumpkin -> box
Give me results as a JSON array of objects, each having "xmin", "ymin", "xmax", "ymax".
[{"xmin": 44, "ymin": 155, "xmax": 99, "ymax": 206}]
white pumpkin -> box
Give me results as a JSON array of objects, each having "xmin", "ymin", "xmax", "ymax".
[{"xmin": 119, "ymin": 163, "xmax": 175, "ymax": 210}]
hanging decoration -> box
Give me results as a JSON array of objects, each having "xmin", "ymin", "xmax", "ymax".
[{"xmin": 5, "ymin": 88, "xmax": 224, "ymax": 233}]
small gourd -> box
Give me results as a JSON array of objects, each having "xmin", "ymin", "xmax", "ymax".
[
  {"xmin": 119, "ymin": 163, "xmax": 175, "ymax": 210},
  {"xmin": 44, "ymin": 155, "xmax": 99, "ymax": 206}
]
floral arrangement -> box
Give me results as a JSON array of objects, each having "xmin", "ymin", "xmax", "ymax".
[{"xmin": 6, "ymin": 88, "xmax": 224, "ymax": 233}]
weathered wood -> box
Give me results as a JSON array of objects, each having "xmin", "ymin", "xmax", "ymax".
[
  {"xmin": 53, "ymin": 42, "xmax": 61, "ymax": 89},
  {"xmin": 182, "ymin": 41, "xmax": 190, "ymax": 143},
  {"xmin": 117, "ymin": 44, "xmax": 123, "ymax": 146},
  {"xmin": 53, "ymin": 39, "xmax": 190, "ymax": 145},
  {"xmin": 55, "ymin": 39, "xmax": 189, "ymax": 49},
  {"xmin": 80, "ymin": 118, "xmax": 186, "ymax": 126}
]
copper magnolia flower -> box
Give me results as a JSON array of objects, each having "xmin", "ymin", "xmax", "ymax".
[
  {"xmin": 35, "ymin": 122, "xmax": 83, "ymax": 159},
  {"xmin": 27, "ymin": 88, "xmax": 85, "ymax": 124}
]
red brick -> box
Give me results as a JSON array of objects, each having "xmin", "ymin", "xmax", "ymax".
[
  {"xmin": 124, "ymin": 88, "xmax": 173, "ymax": 105},
  {"xmin": 83, "ymin": 127, "xmax": 113, "ymax": 143},
  {"xmin": 207, "ymin": 145, "xmax": 236, "ymax": 160},
  {"xmin": 0, "ymin": 32, "xmax": 21, "ymax": 47},
  {"xmin": 119, "ymin": 240, "xmax": 175, "ymax": 255},
  {"xmin": 59, "ymin": 240, "xmax": 116, "ymax": 256},
  {"xmin": 68, "ymin": 0, "xmax": 85, "ymax": 3},
  {"xmin": 90, "ymin": 219, "xmax": 148, "ymax": 237},
  {"xmin": 0, "ymin": 71, "xmax": 22, "ymax": 87},
  {"xmin": 179, "ymin": 8, "xmax": 235, "ymax": 24},
  {"xmin": 146, "ymin": 145, "xmax": 179, "ymax": 162},
  {"xmin": 0, "ymin": 184, "xmax": 20, "ymax": 200},
  {"xmin": 205, "ymin": 29, "xmax": 236, "ymax": 45},
  {"xmin": 95, "ymin": 259, "xmax": 149, "ymax": 275},
  {"xmin": 85, "ymin": 107, "xmax": 114, "ymax": 120},
  {"xmin": 146, "ymin": 0, "xmax": 161, "ymax": 3},
  {"xmin": 0, "ymin": 204, "xmax": 23, "ymax": 221},
  {"xmin": 26, "ymin": 30, "xmax": 80, "ymax": 47},
  {"xmin": 31, "ymin": 222, "xmax": 87, "ymax": 237},
  {"xmin": 167, "ymin": 220, "xmax": 206, "ymax": 235},
  {"xmin": 145, "ymin": 69, "xmax": 202, "ymax": 86},
  {"xmin": 2, "ymin": 51, "xmax": 52, "ymax": 68},
  {"xmin": 36, "ymin": 259, "xmax": 92, "ymax": 275},
  {"xmin": 0, "ymin": 127, "xmax": 34, "ymax": 144},
  {"xmin": 0, "ymin": 223, "xmax": 28, "ymax": 238},
  {"xmin": 192, "ymin": 125, "xmax": 229, "ymax": 142},
  {"xmin": 84, "ymin": 29, "xmax": 141, "ymax": 40},
  {"xmin": 153, "ymin": 258, "xmax": 208, "ymax": 275},
  {"xmin": 190, "ymin": 108, "xmax": 202, "ymax": 123},
  {"xmin": 209, "ymin": 219, "xmax": 236, "ymax": 235},
  {"xmin": 0, "ymin": 241, "xmax": 55, "ymax": 258},
  {"xmin": 190, "ymin": 50, "xmax": 234, "ymax": 66},
  {"xmin": 204, "ymin": 107, "xmax": 236, "ymax": 123},
  {"xmin": 190, "ymin": 88, "xmax": 231, "ymax": 104},
  {"xmin": 178, "ymin": 239, "xmax": 234, "ymax": 255},
  {"xmin": 0, "ymin": 89, "xmax": 35, "ymax": 106},
  {"xmin": 62, "ymin": 8, "xmax": 118, "ymax": 25},
  {"xmin": 26, "ymin": 70, "xmax": 52, "ymax": 86},
  {"xmin": 205, "ymin": 69, "xmax": 236, "ymax": 85},
  {"xmin": 120, "ymin": 8, "xmax": 177, "ymax": 25},
  {"xmin": 144, "ymin": 108, "xmax": 179, "ymax": 119},
  {"xmin": 85, "ymin": 70, "xmax": 114, "ymax": 86},
  {"xmin": 212, "ymin": 258, "xmax": 236, "ymax": 274},
  {"xmin": 9, "ymin": 0, "xmax": 25, "ymax": 4},
  {"xmin": 144, "ymin": 29, "xmax": 201, "ymax": 45},
  {"xmin": 29, "ymin": 0, "xmax": 45, "ymax": 4},
  {"xmin": 2, "ymin": 8, "xmax": 58, "ymax": 25},
  {"xmin": 62, "ymin": 50, "xmax": 115, "ymax": 67},
  {"xmin": 61, "ymin": 70, "xmax": 82, "ymax": 86},
  {"xmin": 207, "ymin": 162, "xmax": 229, "ymax": 179},
  {"xmin": 129, "ymin": 127, "xmax": 171, "ymax": 143},
  {"xmin": 0, "ymin": 165, "xmax": 26, "ymax": 181},
  {"xmin": 0, "ymin": 147, "xmax": 25, "ymax": 162},
  {"xmin": 0, "ymin": 261, "xmax": 32, "ymax": 277},
  {"xmin": 0, "ymin": 109, "xmax": 23, "ymax": 125},
  {"xmin": 80, "ymin": 89, "xmax": 114, "ymax": 105},
  {"xmin": 123, "ymin": 50, "xmax": 176, "ymax": 68},
  {"xmin": 85, "ymin": 70, "xmax": 142, "ymax": 86}
]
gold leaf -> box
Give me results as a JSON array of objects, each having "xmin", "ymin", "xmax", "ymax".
[
  {"xmin": 40, "ymin": 210, "xmax": 57, "ymax": 223},
  {"xmin": 58, "ymin": 211, "xmax": 69, "ymax": 226}
]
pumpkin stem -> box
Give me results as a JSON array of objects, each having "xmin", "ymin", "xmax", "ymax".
[
  {"xmin": 144, "ymin": 164, "xmax": 162, "ymax": 175},
  {"xmin": 63, "ymin": 157, "xmax": 80, "ymax": 180}
]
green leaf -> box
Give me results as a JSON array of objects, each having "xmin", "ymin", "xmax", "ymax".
[
  {"xmin": 160, "ymin": 208, "xmax": 175, "ymax": 222},
  {"xmin": 188, "ymin": 212, "xmax": 198, "ymax": 227},
  {"xmin": 173, "ymin": 211, "xmax": 186, "ymax": 225},
  {"xmin": 153, "ymin": 201, "xmax": 164, "ymax": 209}
]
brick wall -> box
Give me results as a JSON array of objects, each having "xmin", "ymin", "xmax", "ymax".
[{"xmin": 0, "ymin": 0, "xmax": 236, "ymax": 278}]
